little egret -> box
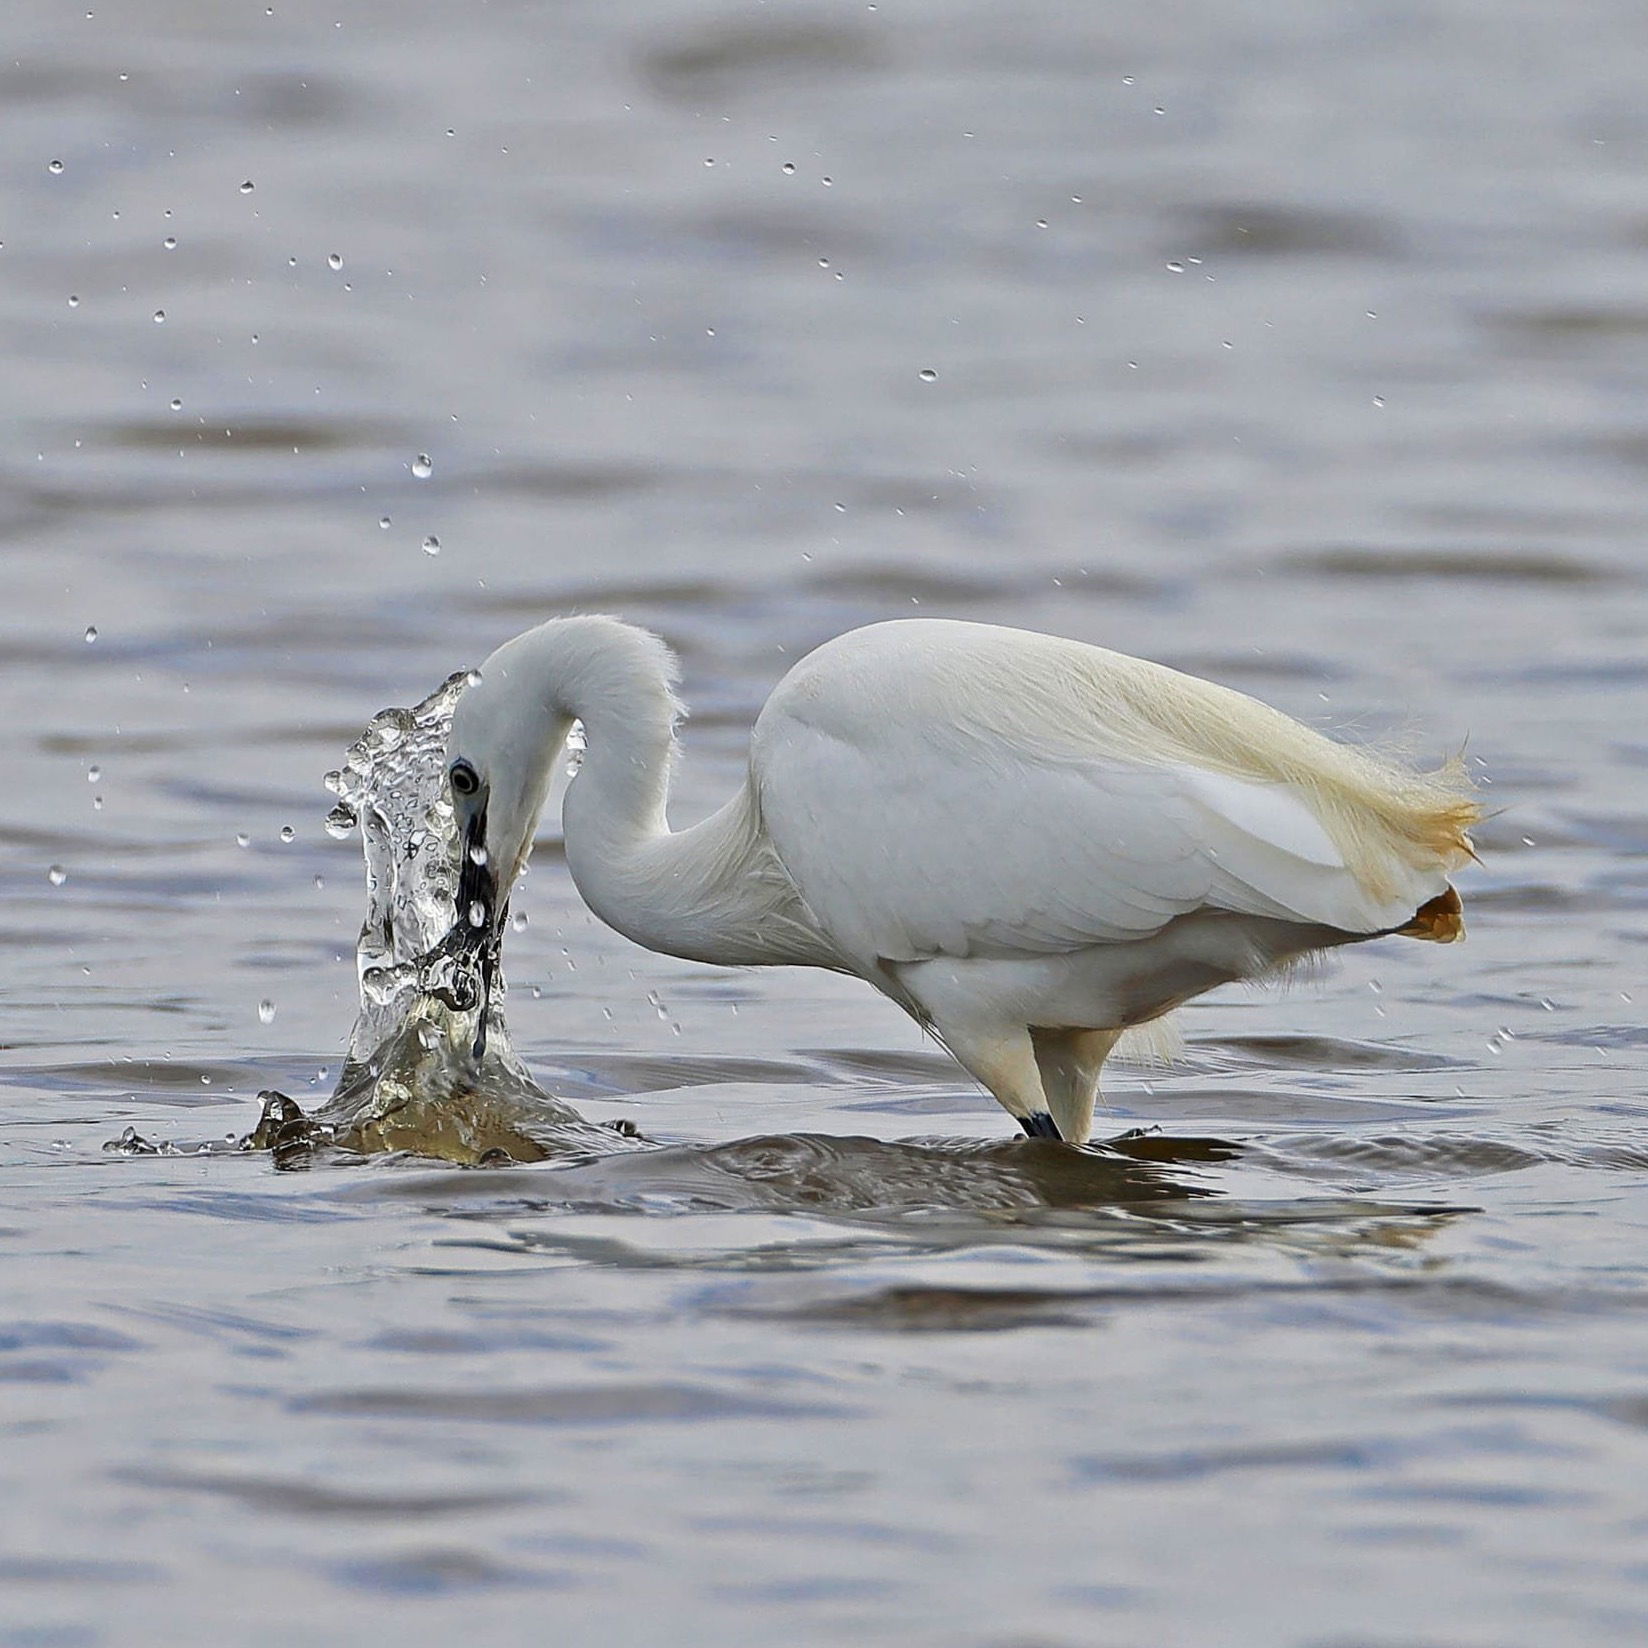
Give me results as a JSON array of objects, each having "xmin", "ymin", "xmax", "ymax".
[{"xmin": 445, "ymin": 616, "xmax": 1478, "ymax": 1143}]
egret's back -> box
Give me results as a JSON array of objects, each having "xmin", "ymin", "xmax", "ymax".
[{"xmin": 752, "ymin": 619, "xmax": 1478, "ymax": 972}]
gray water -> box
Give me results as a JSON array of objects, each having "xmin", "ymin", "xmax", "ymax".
[{"xmin": 6, "ymin": 1, "xmax": 1648, "ymax": 1643}]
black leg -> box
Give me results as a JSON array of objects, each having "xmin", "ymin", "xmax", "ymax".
[{"xmin": 1020, "ymin": 1110, "xmax": 1063, "ymax": 1140}]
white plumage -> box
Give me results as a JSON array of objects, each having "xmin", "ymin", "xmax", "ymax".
[{"xmin": 445, "ymin": 615, "xmax": 1478, "ymax": 1143}]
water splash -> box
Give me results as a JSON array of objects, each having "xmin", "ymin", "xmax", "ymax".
[{"xmin": 267, "ymin": 669, "xmax": 616, "ymax": 1163}]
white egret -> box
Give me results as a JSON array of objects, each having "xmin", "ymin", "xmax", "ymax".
[{"xmin": 445, "ymin": 616, "xmax": 1478, "ymax": 1144}]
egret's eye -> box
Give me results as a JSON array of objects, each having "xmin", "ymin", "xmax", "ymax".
[{"xmin": 449, "ymin": 759, "xmax": 481, "ymax": 798}]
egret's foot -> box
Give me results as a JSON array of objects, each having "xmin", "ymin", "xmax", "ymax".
[{"xmin": 1019, "ymin": 1111, "xmax": 1063, "ymax": 1141}]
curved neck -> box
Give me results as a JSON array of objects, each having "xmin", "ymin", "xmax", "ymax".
[
  {"xmin": 472, "ymin": 616, "xmax": 831, "ymax": 969},
  {"xmin": 534, "ymin": 623, "xmax": 728, "ymax": 962},
  {"xmin": 562, "ymin": 674, "xmax": 678, "ymax": 851}
]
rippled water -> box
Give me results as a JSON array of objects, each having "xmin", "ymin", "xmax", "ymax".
[{"xmin": 8, "ymin": 1, "xmax": 1648, "ymax": 1643}]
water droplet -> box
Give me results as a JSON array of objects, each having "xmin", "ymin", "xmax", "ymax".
[
  {"xmin": 313, "ymin": 873, "xmax": 325, "ymax": 889},
  {"xmin": 235, "ymin": 832, "xmax": 250, "ymax": 848},
  {"xmin": 169, "ymin": 398, "xmax": 182, "ymax": 411},
  {"xmin": 92, "ymin": 794, "xmax": 103, "ymax": 810},
  {"xmin": 781, "ymin": 162, "xmax": 795, "ymax": 174},
  {"xmin": 703, "ymin": 157, "xmax": 715, "ymax": 167},
  {"xmin": 67, "ymin": 294, "xmax": 79, "ymax": 308},
  {"xmin": 1035, "ymin": 218, "xmax": 1048, "ymax": 229},
  {"xmin": 468, "ymin": 843, "xmax": 488, "ymax": 866},
  {"xmin": 422, "ymin": 535, "xmax": 440, "ymax": 555},
  {"xmin": 86, "ymin": 765, "xmax": 101, "ymax": 782},
  {"xmin": 821, "ymin": 175, "xmax": 833, "ymax": 186},
  {"xmin": 510, "ymin": 910, "xmax": 529, "ymax": 933},
  {"xmin": 257, "ymin": 999, "xmax": 276, "ymax": 1025},
  {"xmin": 152, "ymin": 309, "xmax": 165, "ymax": 324},
  {"xmin": 83, "ymin": 625, "xmax": 98, "ymax": 643},
  {"xmin": 48, "ymin": 159, "xmax": 63, "ymax": 175},
  {"xmin": 1165, "ymin": 260, "xmax": 1185, "ymax": 273},
  {"xmin": 918, "ymin": 368, "xmax": 937, "ymax": 383},
  {"xmin": 411, "ymin": 453, "xmax": 432, "ymax": 478},
  {"xmin": 327, "ymin": 252, "xmax": 343, "ymax": 271},
  {"xmin": 239, "ymin": 179, "xmax": 254, "ymax": 193},
  {"xmin": 1372, "ymin": 395, "xmax": 1386, "ymax": 408},
  {"xmin": 279, "ymin": 824, "xmax": 295, "ymax": 842},
  {"xmin": 163, "ymin": 236, "xmax": 176, "ymax": 250},
  {"xmin": 46, "ymin": 865, "xmax": 67, "ymax": 887},
  {"xmin": 324, "ymin": 805, "xmax": 356, "ymax": 839},
  {"xmin": 466, "ymin": 900, "xmax": 486, "ymax": 928},
  {"xmin": 378, "ymin": 514, "xmax": 391, "ymax": 529}
]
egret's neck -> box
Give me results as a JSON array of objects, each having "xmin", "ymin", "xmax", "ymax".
[
  {"xmin": 488, "ymin": 616, "xmax": 831, "ymax": 969},
  {"xmin": 563, "ymin": 717, "xmax": 746, "ymax": 966},
  {"xmin": 544, "ymin": 626, "xmax": 710, "ymax": 957},
  {"xmin": 506, "ymin": 619, "xmax": 674, "ymax": 855}
]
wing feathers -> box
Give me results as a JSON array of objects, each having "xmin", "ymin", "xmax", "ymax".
[{"xmin": 752, "ymin": 622, "xmax": 1471, "ymax": 968}]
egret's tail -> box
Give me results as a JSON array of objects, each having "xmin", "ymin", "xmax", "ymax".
[{"xmin": 1397, "ymin": 884, "xmax": 1466, "ymax": 944}]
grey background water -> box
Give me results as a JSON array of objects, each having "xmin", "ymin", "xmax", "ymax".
[{"xmin": 5, "ymin": 0, "xmax": 1648, "ymax": 1643}]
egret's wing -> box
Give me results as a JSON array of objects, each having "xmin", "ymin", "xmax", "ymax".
[{"xmin": 753, "ymin": 718, "xmax": 1416, "ymax": 967}]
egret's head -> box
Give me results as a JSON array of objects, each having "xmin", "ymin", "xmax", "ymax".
[{"xmin": 443, "ymin": 642, "xmax": 575, "ymax": 958}]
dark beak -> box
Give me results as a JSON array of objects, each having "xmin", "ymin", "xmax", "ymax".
[{"xmin": 452, "ymin": 808, "xmax": 503, "ymax": 1058}]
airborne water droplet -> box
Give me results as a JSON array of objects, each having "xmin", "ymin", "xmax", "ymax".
[
  {"xmin": 422, "ymin": 535, "xmax": 440, "ymax": 555},
  {"xmin": 84, "ymin": 626, "xmax": 98, "ymax": 643},
  {"xmin": 67, "ymin": 294, "xmax": 80, "ymax": 308},
  {"xmin": 467, "ymin": 843, "xmax": 488, "ymax": 866},
  {"xmin": 511, "ymin": 911, "xmax": 529, "ymax": 933},
  {"xmin": 280, "ymin": 825, "xmax": 295, "ymax": 842},
  {"xmin": 163, "ymin": 236, "xmax": 176, "ymax": 250},
  {"xmin": 239, "ymin": 179, "xmax": 254, "ymax": 193},
  {"xmin": 46, "ymin": 864, "xmax": 67, "ymax": 886},
  {"xmin": 235, "ymin": 832, "xmax": 250, "ymax": 848},
  {"xmin": 378, "ymin": 514, "xmax": 391, "ymax": 529},
  {"xmin": 918, "ymin": 368, "xmax": 937, "ymax": 382},
  {"xmin": 411, "ymin": 453, "xmax": 433, "ymax": 479},
  {"xmin": 257, "ymin": 999, "xmax": 276, "ymax": 1025},
  {"xmin": 152, "ymin": 309, "xmax": 165, "ymax": 324},
  {"xmin": 467, "ymin": 900, "xmax": 486, "ymax": 928},
  {"xmin": 327, "ymin": 252, "xmax": 343, "ymax": 271},
  {"xmin": 87, "ymin": 764, "xmax": 101, "ymax": 782},
  {"xmin": 48, "ymin": 159, "xmax": 64, "ymax": 175}
]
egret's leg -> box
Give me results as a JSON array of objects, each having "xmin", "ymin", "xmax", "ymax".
[
  {"xmin": 925, "ymin": 1016, "xmax": 1057, "ymax": 1139},
  {"xmin": 1029, "ymin": 1027, "xmax": 1121, "ymax": 1146}
]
